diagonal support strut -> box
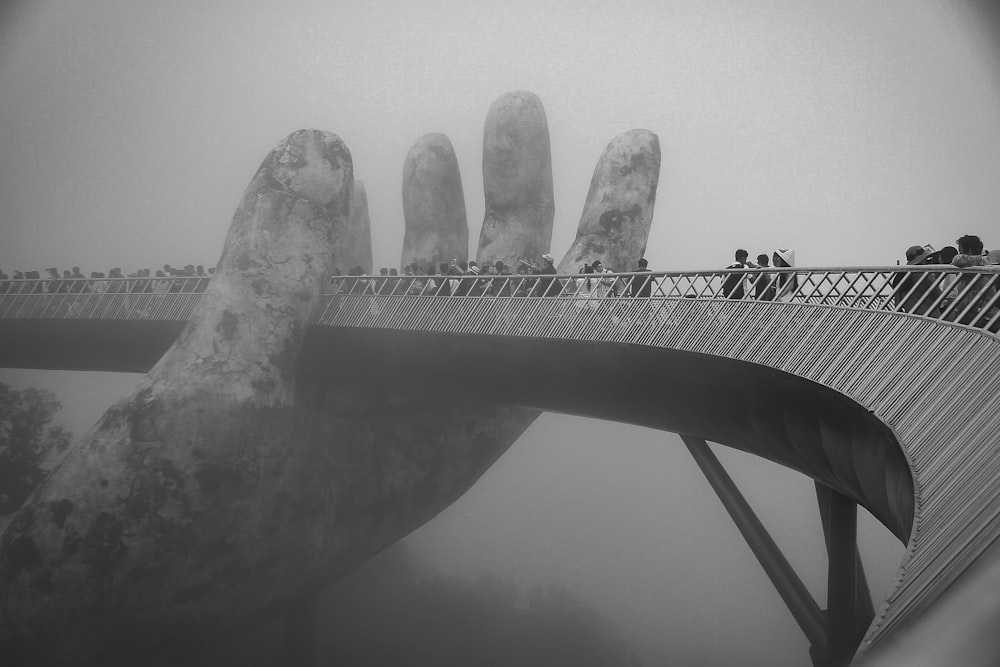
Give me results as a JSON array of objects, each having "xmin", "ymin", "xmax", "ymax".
[{"xmin": 682, "ymin": 435, "xmax": 827, "ymax": 648}]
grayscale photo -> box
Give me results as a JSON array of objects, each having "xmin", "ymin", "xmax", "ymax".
[{"xmin": 2, "ymin": 1, "xmax": 1000, "ymax": 665}]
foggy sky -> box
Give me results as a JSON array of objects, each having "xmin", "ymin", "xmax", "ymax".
[{"xmin": 2, "ymin": 2, "xmax": 999, "ymax": 665}]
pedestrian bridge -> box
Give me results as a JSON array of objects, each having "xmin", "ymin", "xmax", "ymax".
[{"xmin": 1, "ymin": 266, "xmax": 998, "ymax": 664}]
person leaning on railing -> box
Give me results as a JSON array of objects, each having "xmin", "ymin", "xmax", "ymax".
[
  {"xmin": 892, "ymin": 245, "xmax": 943, "ymax": 317},
  {"xmin": 950, "ymin": 235, "xmax": 999, "ymax": 329}
]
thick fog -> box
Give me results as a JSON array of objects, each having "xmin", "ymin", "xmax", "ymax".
[{"xmin": 3, "ymin": 1, "xmax": 1000, "ymax": 665}]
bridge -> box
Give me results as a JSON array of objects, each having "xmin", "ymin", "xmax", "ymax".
[{"xmin": 2, "ymin": 265, "xmax": 999, "ymax": 665}]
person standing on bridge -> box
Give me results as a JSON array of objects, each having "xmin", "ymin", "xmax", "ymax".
[
  {"xmin": 753, "ymin": 253, "xmax": 776, "ymax": 301},
  {"xmin": 590, "ymin": 260, "xmax": 617, "ymax": 298},
  {"xmin": 627, "ymin": 258, "xmax": 654, "ymax": 297},
  {"xmin": 772, "ymin": 248, "xmax": 797, "ymax": 301},
  {"xmin": 533, "ymin": 253, "xmax": 559, "ymax": 297},
  {"xmin": 721, "ymin": 249, "xmax": 755, "ymax": 299}
]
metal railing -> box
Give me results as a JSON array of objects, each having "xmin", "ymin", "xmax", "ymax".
[{"xmin": 3, "ymin": 267, "xmax": 997, "ymax": 336}]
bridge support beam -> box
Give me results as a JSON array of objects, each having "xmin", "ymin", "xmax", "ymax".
[
  {"xmin": 681, "ymin": 436, "xmax": 827, "ymax": 649},
  {"xmin": 814, "ymin": 483, "xmax": 868, "ymax": 666}
]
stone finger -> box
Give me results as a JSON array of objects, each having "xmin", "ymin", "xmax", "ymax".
[
  {"xmin": 477, "ymin": 91, "xmax": 554, "ymax": 270},
  {"xmin": 558, "ymin": 128, "xmax": 661, "ymax": 274},
  {"xmin": 401, "ymin": 133, "xmax": 469, "ymax": 271}
]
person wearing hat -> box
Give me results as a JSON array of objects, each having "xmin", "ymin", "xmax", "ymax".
[
  {"xmin": 906, "ymin": 244, "xmax": 936, "ymax": 266},
  {"xmin": 771, "ymin": 248, "xmax": 798, "ymax": 302},
  {"xmin": 892, "ymin": 244, "xmax": 941, "ymax": 316},
  {"xmin": 533, "ymin": 252, "xmax": 559, "ymax": 296},
  {"xmin": 466, "ymin": 260, "xmax": 486, "ymax": 296}
]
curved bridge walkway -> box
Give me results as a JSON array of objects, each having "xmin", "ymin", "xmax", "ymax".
[{"xmin": 1, "ymin": 266, "xmax": 999, "ymax": 663}]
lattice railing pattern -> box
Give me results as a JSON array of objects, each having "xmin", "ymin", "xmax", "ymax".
[{"xmin": 2, "ymin": 267, "xmax": 998, "ymax": 334}]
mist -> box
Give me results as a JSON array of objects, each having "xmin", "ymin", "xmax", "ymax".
[{"xmin": 3, "ymin": 1, "xmax": 1000, "ymax": 664}]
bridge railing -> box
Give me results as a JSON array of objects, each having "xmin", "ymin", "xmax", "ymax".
[
  {"xmin": 0, "ymin": 277, "xmax": 207, "ymax": 322},
  {"xmin": 1, "ymin": 267, "xmax": 998, "ymax": 334}
]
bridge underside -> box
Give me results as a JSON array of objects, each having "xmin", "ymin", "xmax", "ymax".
[
  {"xmin": 305, "ymin": 327, "xmax": 913, "ymax": 543},
  {"xmin": 0, "ymin": 318, "xmax": 913, "ymax": 542}
]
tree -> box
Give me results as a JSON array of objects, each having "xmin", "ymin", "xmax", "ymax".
[{"xmin": 0, "ymin": 382, "xmax": 72, "ymax": 515}]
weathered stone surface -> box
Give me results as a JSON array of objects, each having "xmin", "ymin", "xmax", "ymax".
[
  {"xmin": 558, "ymin": 129, "xmax": 660, "ymax": 274},
  {"xmin": 477, "ymin": 91, "xmax": 554, "ymax": 269},
  {"xmin": 333, "ymin": 179, "xmax": 373, "ymax": 274},
  {"xmin": 401, "ymin": 133, "xmax": 468, "ymax": 270},
  {"xmin": 0, "ymin": 103, "xmax": 661, "ymax": 667},
  {"xmin": 0, "ymin": 129, "xmax": 354, "ymax": 665}
]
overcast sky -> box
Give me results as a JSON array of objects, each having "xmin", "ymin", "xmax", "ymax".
[{"xmin": 2, "ymin": 2, "xmax": 999, "ymax": 665}]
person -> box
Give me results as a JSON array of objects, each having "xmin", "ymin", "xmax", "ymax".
[
  {"xmin": 88, "ymin": 271, "xmax": 108, "ymax": 294},
  {"xmin": 153, "ymin": 270, "xmax": 172, "ymax": 293},
  {"xmin": 107, "ymin": 267, "xmax": 126, "ymax": 293},
  {"xmin": 590, "ymin": 259, "xmax": 616, "ymax": 298},
  {"xmin": 454, "ymin": 261, "xmax": 474, "ymax": 296},
  {"xmin": 892, "ymin": 244, "xmax": 942, "ymax": 316},
  {"xmin": 435, "ymin": 262, "xmax": 452, "ymax": 296},
  {"xmin": 721, "ymin": 249, "xmax": 755, "ymax": 299},
  {"xmin": 69, "ymin": 266, "xmax": 86, "ymax": 293},
  {"xmin": 195, "ymin": 265, "xmax": 210, "ymax": 291},
  {"xmin": 466, "ymin": 261, "xmax": 487, "ymax": 296},
  {"xmin": 952, "ymin": 234, "xmax": 987, "ymax": 268},
  {"xmin": 950, "ymin": 234, "xmax": 998, "ymax": 328},
  {"xmin": 488, "ymin": 260, "xmax": 511, "ymax": 296},
  {"xmin": 376, "ymin": 266, "xmax": 391, "ymax": 295},
  {"xmin": 446, "ymin": 260, "xmax": 463, "ymax": 295},
  {"xmin": 45, "ymin": 268, "xmax": 62, "ymax": 295},
  {"xmin": 772, "ymin": 248, "xmax": 797, "ymax": 301},
  {"xmin": 627, "ymin": 258, "xmax": 654, "ymax": 297},
  {"xmin": 385, "ymin": 267, "xmax": 403, "ymax": 295},
  {"xmin": 572, "ymin": 264, "xmax": 598, "ymax": 311},
  {"xmin": 753, "ymin": 253, "xmax": 776, "ymax": 301},
  {"xmin": 533, "ymin": 253, "xmax": 559, "ymax": 296},
  {"xmin": 346, "ymin": 265, "xmax": 369, "ymax": 294}
]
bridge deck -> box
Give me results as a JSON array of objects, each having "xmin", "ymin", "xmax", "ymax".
[{"xmin": 1, "ymin": 267, "xmax": 999, "ymax": 659}]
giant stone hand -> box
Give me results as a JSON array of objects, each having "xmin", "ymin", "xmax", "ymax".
[{"xmin": 0, "ymin": 94, "xmax": 661, "ymax": 666}]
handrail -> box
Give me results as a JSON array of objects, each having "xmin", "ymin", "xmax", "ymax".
[{"xmin": 2, "ymin": 267, "xmax": 997, "ymax": 335}]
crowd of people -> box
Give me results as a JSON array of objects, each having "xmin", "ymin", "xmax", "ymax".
[
  {"xmin": 329, "ymin": 255, "xmax": 656, "ymax": 300},
  {"xmin": 889, "ymin": 234, "xmax": 999, "ymax": 330},
  {"xmin": 2, "ymin": 236, "xmax": 997, "ymax": 331},
  {"xmin": 0, "ymin": 264, "xmax": 213, "ymax": 295},
  {"xmin": 719, "ymin": 248, "xmax": 797, "ymax": 301}
]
